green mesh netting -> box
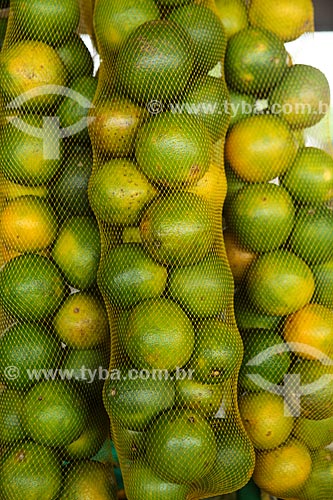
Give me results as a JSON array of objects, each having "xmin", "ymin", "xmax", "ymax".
[
  {"xmin": 0, "ymin": 1, "xmax": 117, "ymax": 499},
  {"xmin": 92, "ymin": 0, "xmax": 254, "ymax": 499}
]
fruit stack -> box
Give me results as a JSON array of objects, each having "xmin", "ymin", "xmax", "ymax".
[
  {"xmin": 0, "ymin": 1, "xmax": 117, "ymax": 498},
  {"xmin": 221, "ymin": 1, "xmax": 333, "ymax": 499},
  {"xmin": 92, "ymin": 0, "xmax": 255, "ymax": 498}
]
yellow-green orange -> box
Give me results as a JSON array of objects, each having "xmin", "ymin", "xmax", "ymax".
[
  {"xmin": 0, "ymin": 196, "xmax": 57, "ymax": 252},
  {"xmin": 0, "ymin": 442, "xmax": 62, "ymax": 500},
  {"xmin": 249, "ymin": 0, "xmax": 314, "ymax": 42},
  {"xmin": 53, "ymin": 292, "xmax": 109, "ymax": 348},
  {"xmin": 52, "ymin": 216, "xmax": 101, "ymax": 290},
  {"xmin": 99, "ymin": 243, "xmax": 167, "ymax": 308},
  {"xmin": 226, "ymin": 183, "xmax": 294, "ymax": 252},
  {"xmin": 140, "ymin": 193, "xmax": 214, "ymax": 266},
  {"xmin": 239, "ymin": 392, "xmax": 294, "ymax": 450},
  {"xmin": 146, "ymin": 410, "xmax": 217, "ymax": 483},
  {"xmin": 0, "ymin": 254, "xmax": 66, "ymax": 321},
  {"xmin": 225, "ymin": 115, "xmax": 298, "ymax": 182},
  {"xmin": 89, "ymin": 159, "xmax": 157, "ymax": 225},
  {"xmin": 253, "ymin": 439, "xmax": 312, "ymax": 498},
  {"xmin": 246, "ymin": 250, "xmax": 314, "ymax": 316},
  {"xmin": 125, "ymin": 298, "xmax": 195, "ymax": 371}
]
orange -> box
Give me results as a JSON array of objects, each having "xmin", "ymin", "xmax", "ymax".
[
  {"xmin": 223, "ymin": 230, "xmax": 257, "ymax": 283},
  {"xmin": 225, "ymin": 115, "xmax": 298, "ymax": 182},
  {"xmin": 253, "ymin": 439, "xmax": 312, "ymax": 498},
  {"xmin": 0, "ymin": 196, "xmax": 58, "ymax": 252},
  {"xmin": 249, "ymin": 0, "xmax": 314, "ymax": 42},
  {"xmin": 283, "ymin": 304, "xmax": 333, "ymax": 360},
  {"xmin": 239, "ymin": 393, "xmax": 294, "ymax": 450},
  {"xmin": 246, "ymin": 250, "xmax": 315, "ymax": 316}
]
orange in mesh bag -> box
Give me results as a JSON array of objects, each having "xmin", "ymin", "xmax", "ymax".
[
  {"xmin": 92, "ymin": 0, "xmax": 255, "ymax": 498},
  {"xmin": 222, "ymin": 1, "xmax": 333, "ymax": 499},
  {"xmin": 0, "ymin": 1, "xmax": 117, "ymax": 499}
]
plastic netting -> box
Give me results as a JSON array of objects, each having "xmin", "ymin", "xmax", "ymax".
[
  {"xmin": 91, "ymin": 0, "xmax": 254, "ymax": 499},
  {"xmin": 222, "ymin": 1, "xmax": 333, "ymax": 500},
  {"xmin": 0, "ymin": 1, "xmax": 117, "ymax": 499}
]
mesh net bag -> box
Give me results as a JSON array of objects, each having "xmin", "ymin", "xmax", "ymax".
[
  {"xmin": 221, "ymin": 1, "xmax": 333, "ymax": 500},
  {"xmin": 91, "ymin": 0, "xmax": 255, "ymax": 499},
  {"xmin": 0, "ymin": 1, "xmax": 117, "ymax": 498}
]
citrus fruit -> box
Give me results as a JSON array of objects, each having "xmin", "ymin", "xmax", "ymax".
[
  {"xmin": 182, "ymin": 75, "xmax": 229, "ymax": 142},
  {"xmin": 226, "ymin": 183, "xmax": 295, "ymax": 252},
  {"xmin": 239, "ymin": 392, "xmax": 294, "ymax": 450},
  {"xmin": 52, "ymin": 216, "xmax": 101, "ymax": 290},
  {"xmin": 246, "ymin": 250, "xmax": 315, "ymax": 316},
  {"xmin": 89, "ymin": 98, "xmax": 147, "ymax": 157},
  {"xmin": 168, "ymin": 254, "xmax": 234, "ymax": 317},
  {"xmin": 295, "ymin": 449, "xmax": 333, "ymax": 500},
  {"xmin": 116, "ymin": 20, "xmax": 193, "ymax": 102},
  {"xmin": 215, "ymin": 0, "xmax": 248, "ymax": 39},
  {"xmin": 99, "ymin": 243, "xmax": 167, "ymax": 308},
  {"xmin": 187, "ymin": 162, "xmax": 227, "ymax": 215},
  {"xmin": 57, "ymin": 75, "xmax": 97, "ymax": 143},
  {"xmin": 59, "ymin": 461, "xmax": 117, "ymax": 500},
  {"xmin": 198, "ymin": 418, "xmax": 255, "ymax": 494},
  {"xmin": 89, "ymin": 159, "xmax": 157, "ymax": 225},
  {"xmin": 289, "ymin": 206, "xmax": 333, "ymax": 265},
  {"xmin": 64, "ymin": 405, "xmax": 110, "ymax": 460},
  {"xmin": 0, "ymin": 254, "xmax": 66, "ymax": 321},
  {"xmin": 283, "ymin": 303, "xmax": 333, "ymax": 360},
  {"xmin": 223, "ymin": 230, "xmax": 257, "ymax": 283},
  {"xmin": 125, "ymin": 462, "xmax": 190, "ymax": 500},
  {"xmin": 0, "ymin": 117, "xmax": 63, "ymax": 185},
  {"xmin": 0, "ymin": 388, "xmax": 26, "ymax": 444},
  {"xmin": 281, "ymin": 147, "xmax": 333, "ymax": 204},
  {"xmin": 23, "ymin": 380, "xmax": 88, "ymax": 446},
  {"xmin": 249, "ymin": 0, "xmax": 314, "ymax": 42},
  {"xmin": 312, "ymin": 260, "xmax": 333, "ymax": 307},
  {"xmin": 53, "ymin": 292, "xmax": 109, "ymax": 348},
  {"xmin": 293, "ymin": 416, "xmax": 333, "ymax": 450},
  {"xmin": 0, "ymin": 179, "xmax": 48, "ymax": 200},
  {"xmin": 253, "ymin": 439, "xmax": 312, "ymax": 498},
  {"xmin": 104, "ymin": 372, "xmax": 175, "ymax": 430},
  {"xmin": 175, "ymin": 378, "xmax": 224, "ymax": 416},
  {"xmin": 0, "ymin": 196, "xmax": 57, "ymax": 252},
  {"xmin": 188, "ymin": 318, "xmax": 242, "ymax": 384},
  {"xmin": 146, "ymin": 409, "xmax": 217, "ymax": 483},
  {"xmin": 51, "ymin": 143, "xmax": 93, "ymax": 217},
  {"xmin": 270, "ymin": 65, "xmax": 330, "ymax": 129},
  {"xmin": 61, "ymin": 347, "xmax": 109, "ymax": 395},
  {"xmin": 140, "ymin": 192, "xmax": 214, "ymax": 266},
  {"xmin": 168, "ymin": 4, "xmax": 226, "ymax": 72},
  {"xmin": 0, "ymin": 41, "xmax": 66, "ymax": 108},
  {"xmin": 234, "ymin": 294, "xmax": 282, "ymax": 331},
  {"xmin": 0, "ymin": 442, "xmax": 62, "ymax": 500},
  {"xmin": 135, "ymin": 113, "xmax": 211, "ymax": 187},
  {"xmin": 225, "ymin": 115, "xmax": 298, "ymax": 182},
  {"xmin": 94, "ymin": 0, "xmax": 159, "ymax": 53},
  {"xmin": 225, "ymin": 27, "xmax": 288, "ymax": 97},
  {"xmin": 13, "ymin": 0, "xmax": 80, "ymax": 45},
  {"xmin": 228, "ymin": 91, "xmax": 256, "ymax": 126},
  {"xmin": 57, "ymin": 34, "xmax": 94, "ymax": 80},
  {"xmin": 124, "ymin": 298, "xmax": 195, "ymax": 371},
  {"xmin": 0, "ymin": 323, "xmax": 61, "ymax": 390},
  {"xmin": 239, "ymin": 330, "xmax": 291, "ymax": 392},
  {"xmin": 289, "ymin": 359, "xmax": 333, "ymax": 420}
]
